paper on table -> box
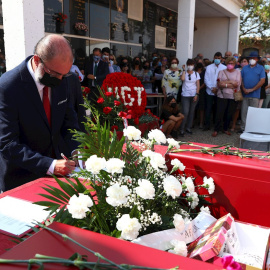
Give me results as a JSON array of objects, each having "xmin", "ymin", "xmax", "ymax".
[{"xmin": 0, "ymin": 196, "xmax": 49, "ymax": 237}]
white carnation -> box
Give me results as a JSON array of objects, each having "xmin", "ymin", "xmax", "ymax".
[
  {"xmin": 200, "ymin": 206, "xmax": 211, "ymax": 215},
  {"xmin": 123, "ymin": 126, "xmax": 141, "ymax": 141},
  {"xmin": 116, "ymin": 214, "xmax": 142, "ymax": 240},
  {"xmin": 67, "ymin": 193, "xmax": 93, "ymax": 219},
  {"xmin": 171, "ymin": 159, "xmax": 186, "ymax": 171},
  {"xmin": 187, "ymin": 192, "xmax": 199, "ymax": 209},
  {"xmin": 169, "ymin": 240, "xmax": 188, "ymax": 257},
  {"xmin": 163, "ymin": 175, "xmax": 182, "ymax": 199},
  {"xmin": 173, "ymin": 214, "xmax": 185, "ymax": 232},
  {"xmin": 106, "ymin": 158, "xmax": 125, "ymax": 174},
  {"xmin": 85, "ymin": 155, "xmax": 106, "ymax": 175},
  {"xmin": 148, "ymin": 129, "xmax": 167, "ymax": 144},
  {"xmin": 149, "ymin": 152, "xmax": 166, "ymax": 170},
  {"xmin": 142, "ymin": 150, "xmax": 155, "ymax": 158},
  {"xmin": 184, "ymin": 177, "xmax": 195, "ymax": 193},
  {"xmin": 106, "ymin": 183, "xmax": 130, "ymax": 207},
  {"xmin": 135, "ymin": 179, "xmax": 155, "ymax": 199},
  {"xmin": 203, "ymin": 176, "xmax": 215, "ymax": 194},
  {"xmin": 167, "ymin": 138, "xmax": 180, "ymax": 149}
]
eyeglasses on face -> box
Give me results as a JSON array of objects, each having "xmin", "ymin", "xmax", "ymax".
[{"xmin": 39, "ymin": 57, "xmax": 72, "ymax": 78}]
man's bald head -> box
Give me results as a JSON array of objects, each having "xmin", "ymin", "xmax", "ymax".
[{"xmin": 34, "ymin": 34, "xmax": 73, "ymax": 63}]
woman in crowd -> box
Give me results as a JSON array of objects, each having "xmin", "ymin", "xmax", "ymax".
[
  {"xmin": 120, "ymin": 57, "xmax": 131, "ymax": 74},
  {"xmin": 162, "ymin": 57, "xmax": 182, "ymax": 99},
  {"xmin": 160, "ymin": 96, "xmax": 184, "ymax": 138},
  {"xmin": 179, "ymin": 58, "xmax": 200, "ymax": 136},
  {"xmin": 120, "ymin": 61, "xmax": 129, "ymax": 73},
  {"xmin": 212, "ymin": 56, "xmax": 241, "ymax": 137},
  {"xmin": 153, "ymin": 56, "xmax": 168, "ymax": 93},
  {"xmin": 131, "ymin": 56, "xmax": 143, "ymax": 80},
  {"xmin": 142, "ymin": 60, "xmax": 154, "ymax": 93},
  {"xmin": 263, "ymin": 62, "xmax": 270, "ymax": 108},
  {"xmin": 109, "ymin": 54, "xmax": 121, "ymax": 72},
  {"xmin": 230, "ymin": 57, "xmax": 248, "ymax": 131}
]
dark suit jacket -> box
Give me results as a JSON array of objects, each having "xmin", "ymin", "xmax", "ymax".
[{"xmin": 0, "ymin": 56, "xmax": 80, "ymax": 191}]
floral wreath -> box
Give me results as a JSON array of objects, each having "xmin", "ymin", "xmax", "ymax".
[{"xmin": 102, "ymin": 72, "xmax": 147, "ymax": 119}]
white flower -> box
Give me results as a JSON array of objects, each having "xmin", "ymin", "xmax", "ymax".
[
  {"xmin": 149, "ymin": 152, "xmax": 166, "ymax": 170},
  {"xmin": 173, "ymin": 214, "xmax": 185, "ymax": 232},
  {"xmin": 171, "ymin": 159, "xmax": 185, "ymax": 171},
  {"xmin": 85, "ymin": 155, "xmax": 106, "ymax": 175},
  {"xmin": 106, "ymin": 183, "xmax": 130, "ymax": 207},
  {"xmin": 187, "ymin": 192, "xmax": 199, "ymax": 209},
  {"xmin": 200, "ymin": 206, "xmax": 211, "ymax": 215},
  {"xmin": 67, "ymin": 193, "xmax": 93, "ymax": 219},
  {"xmin": 106, "ymin": 158, "xmax": 125, "ymax": 174},
  {"xmin": 142, "ymin": 150, "xmax": 154, "ymax": 158},
  {"xmin": 169, "ymin": 240, "xmax": 188, "ymax": 257},
  {"xmin": 184, "ymin": 177, "xmax": 195, "ymax": 193},
  {"xmin": 148, "ymin": 129, "xmax": 167, "ymax": 144},
  {"xmin": 116, "ymin": 214, "xmax": 142, "ymax": 240},
  {"xmin": 163, "ymin": 175, "xmax": 182, "ymax": 199},
  {"xmin": 123, "ymin": 126, "xmax": 141, "ymax": 141},
  {"xmin": 135, "ymin": 179, "xmax": 155, "ymax": 199},
  {"xmin": 203, "ymin": 176, "xmax": 215, "ymax": 194},
  {"xmin": 167, "ymin": 138, "xmax": 180, "ymax": 149}
]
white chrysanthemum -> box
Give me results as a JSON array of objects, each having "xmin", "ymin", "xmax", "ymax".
[
  {"xmin": 169, "ymin": 240, "xmax": 188, "ymax": 257},
  {"xmin": 171, "ymin": 159, "xmax": 186, "ymax": 171},
  {"xmin": 150, "ymin": 152, "xmax": 166, "ymax": 170},
  {"xmin": 184, "ymin": 177, "xmax": 195, "ymax": 193},
  {"xmin": 173, "ymin": 214, "xmax": 185, "ymax": 232},
  {"xmin": 67, "ymin": 193, "xmax": 93, "ymax": 219},
  {"xmin": 106, "ymin": 183, "xmax": 130, "ymax": 207},
  {"xmin": 200, "ymin": 206, "xmax": 211, "ymax": 215},
  {"xmin": 163, "ymin": 175, "xmax": 182, "ymax": 199},
  {"xmin": 123, "ymin": 126, "xmax": 141, "ymax": 141},
  {"xmin": 203, "ymin": 176, "xmax": 215, "ymax": 194},
  {"xmin": 187, "ymin": 192, "xmax": 199, "ymax": 209},
  {"xmin": 106, "ymin": 158, "xmax": 125, "ymax": 174},
  {"xmin": 167, "ymin": 138, "xmax": 180, "ymax": 149},
  {"xmin": 116, "ymin": 214, "xmax": 142, "ymax": 240},
  {"xmin": 85, "ymin": 155, "xmax": 106, "ymax": 175},
  {"xmin": 148, "ymin": 129, "xmax": 167, "ymax": 144},
  {"xmin": 135, "ymin": 179, "xmax": 155, "ymax": 199},
  {"xmin": 142, "ymin": 150, "xmax": 155, "ymax": 158}
]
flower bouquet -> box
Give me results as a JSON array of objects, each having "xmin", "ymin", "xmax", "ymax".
[
  {"xmin": 74, "ymin": 22, "xmax": 88, "ymax": 32},
  {"xmin": 111, "ymin": 22, "xmax": 118, "ymax": 32},
  {"xmin": 52, "ymin": 12, "xmax": 67, "ymax": 24},
  {"xmin": 122, "ymin": 23, "xmax": 129, "ymax": 33}
]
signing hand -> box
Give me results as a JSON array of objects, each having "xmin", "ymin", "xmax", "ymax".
[
  {"xmin": 54, "ymin": 159, "xmax": 75, "ymax": 176},
  {"xmin": 87, "ymin": 74, "xmax": 95, "ymax": 80}
]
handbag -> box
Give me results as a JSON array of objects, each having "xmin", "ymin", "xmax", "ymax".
[{"xmin": 222, "ymin": 70, "xmax": 243, "ymax": 101}]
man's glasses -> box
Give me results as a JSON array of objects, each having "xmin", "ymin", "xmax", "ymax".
[
  {"xmin": 188, "ymin": 74, "xmax": 191, "ymax": 80},
  {"xmin": 40, "ymin": 58, "xmax": 71, "ymax": 78}
]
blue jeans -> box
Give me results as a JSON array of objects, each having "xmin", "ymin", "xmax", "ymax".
[{"xmin": 180, "ymin": 96, "xmax": 198, "ymax": 132}]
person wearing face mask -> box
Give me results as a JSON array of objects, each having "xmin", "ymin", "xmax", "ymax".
[
  {"xmin": 212, "ymin": 57, "xmax": 241, "ymax": 137},
  {"xmin": 101, "ymin": 47, "xmax": 114, "ymax": 74},
  {"xmin": 160, "ymin": 96, "xmax": 184, "ymax": 138},
  {"xmin": 153, "ymin": 56, "xmax": 168, "ymax": 93},
  {"xmin": 0, "ymin": 34, "xmax": 81, "ymax": 192},
  {"xmin": 179, "ymin": 59, "xmax": 200, "ymax": 136},
  {"xmin": 84, "ymin": 47, "xmax": 110, "ymax": 104},
  {"xmin": 203, "ymin": 52, "xmax": 227, "ymax": 131},
  {"xmin": 262, "ymin": 63, "xmax": 270, "ymax": 108},
  {"xmin": 162, "ymin": 57, "xmax": 182, "ymax": 100},
  {"xmin": 109, "ymin": 54, "xmax": 121, "ymax": 73},
  {"xmin": 239, "ymin": 51, "xmax": 265, "ymax": 133},
  {"xmin": 131, "ymin": 56, "xmax": 143, "ymax": 80},
  {"xmin": 142, "ymin": 60, "xmax": 154, "ymax": 92}
]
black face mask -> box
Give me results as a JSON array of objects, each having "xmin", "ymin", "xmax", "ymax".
[
  {"xmin": 39, "ymin": 72, "xmax": 62, "ymax": 88},
  {"xmin": 143, "ymin": 65, "xmax": 149, "ymax": 70},
  {"xmin": 171, "ymin": 103, "xmax": 177, "ymax": 108},
  {"xmin": 135, "ymin": 60, "xmax": 140, "ymax": 65}
]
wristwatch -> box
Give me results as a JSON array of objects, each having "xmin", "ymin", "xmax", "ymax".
[{"xmin": 94, "ymin": 76, "xmax": 96, "ymax": 80}]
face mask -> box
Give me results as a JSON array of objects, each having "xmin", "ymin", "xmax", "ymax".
[
  {"xmin": 265, "ymin": 65, "xmax": 270, "ymax": 70},
  {"xmin": 143, "ymin": 65, "xmax": 149, "ymax": 70},
  {"xmin": 249, "ymin": 59, "xmax": 256, "ymax": 65},
  {"xmin": 135, "ymin": 60, "xmax": 140, "ymax": 65},
  {"xmin": 153, "ymin": 56, "xmax": 157, "ymax": 60},
  {"xmin": 171, "ymin": 103, "xmax": 177, "ymax": 108},
  {"xmin": 122, "ymin": 63, "xmax": 128, "ymax": 68},
  {"xmin": 39, "ymin": 71, "xmax": 62, "ymax": 88},
  {"xmin": 214, "ymin": 59, "xmax": 221, "ymax": 65},
  {"xmin": 187, "ymin": 65, "xmax": 194, "ymax": 71},
  {"xmin": 227, "ymin": 64, "xmax": 234, "ymax": 70},
  {"xmin": 171, "ymin": 63, "xmax": 178, "ymax": 69},
  {"xmin": 158, "ymin": 61, "xmax": 162, "ymax": 67},
  {"xmin": 267, "ymin": 58, "xmax": 270, "ymax": 62},
  {"xmin": 93, "ymin": 55, "xmax": 101, "ymax": 62},
  {"xmin": 102, "ymin": 55, "xmax": 109, "ymax": 60}
]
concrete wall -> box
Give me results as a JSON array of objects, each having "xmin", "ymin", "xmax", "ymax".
[{"xmin": 193, "ymin": 17, "xmax": 230, "ymax": 60}]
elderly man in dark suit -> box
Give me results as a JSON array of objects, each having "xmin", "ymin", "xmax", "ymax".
[
  {"xmin": 84, "ymin": 47, "xmax": 110, "ymax": 103},
  {"xmin": 0, "ymin": 34, "xmax": 80, "ymax": 191}
]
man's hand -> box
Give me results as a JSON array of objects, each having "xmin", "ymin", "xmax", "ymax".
[
  {"xmin": 54, "ymin": 159, "xmax": 75, "ymax": 176},
  {"xmin": 87, "ymin": 74, "xmax": 95, "ymax": 80}
]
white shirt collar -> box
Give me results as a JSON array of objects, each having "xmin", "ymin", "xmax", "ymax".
[{"xmin": 27, "ymin": 57, "xmax": 46, "ymax": 92}]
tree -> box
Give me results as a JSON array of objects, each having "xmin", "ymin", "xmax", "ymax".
[{"xmin": 240, "ymin": 0, "xmax": 270, "ymax": 38}]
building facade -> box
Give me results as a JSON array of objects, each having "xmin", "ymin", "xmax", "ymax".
[{"xmin": 1, "ymin": 0, "xmax": 244, "ymax": 71}]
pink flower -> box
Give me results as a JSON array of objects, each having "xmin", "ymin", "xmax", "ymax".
[{"xmin": 222, "ymin": 255, "xmax": 242, "ymax": 270}]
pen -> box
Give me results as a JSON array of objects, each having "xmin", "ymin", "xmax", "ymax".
[{"xmin": 61, "ymin": 153, "xmax": 69, "ymax": 160}]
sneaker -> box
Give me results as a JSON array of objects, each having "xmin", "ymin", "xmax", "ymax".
[{"xmin": 186, "ymin": 129, "xmax": 193, "ymax": 135}]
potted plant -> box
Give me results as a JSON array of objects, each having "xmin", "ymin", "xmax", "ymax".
[
  {"xmin": 122, "ymin": 23, "xmax": 129, "ymax": 41},
  {"xmin": 110, "ymin": 23, "xmax": 118, "ymax": 39},
  {"xmin": 74, "ymin": 22, "xmax": 88, "ymax": 35},
  {"xmin": 53, "ymin": 12, "xmax": 67, "ymax": 33}
]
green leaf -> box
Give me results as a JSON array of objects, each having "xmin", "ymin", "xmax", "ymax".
[{"xmin": 54, "ymin": 177, "xmax": 78, "ymax": 197}]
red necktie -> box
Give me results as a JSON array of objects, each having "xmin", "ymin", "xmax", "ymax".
[{"xmin": 43, "ymin": 86, "xmax": 51, "ymax": 127}]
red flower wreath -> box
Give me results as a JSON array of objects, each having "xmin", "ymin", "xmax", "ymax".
[{"xmin": 102, "ymin": 73, "xmax": 147, "ymax": 119}]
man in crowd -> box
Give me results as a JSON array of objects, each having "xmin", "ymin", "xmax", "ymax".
[
  {"xmin": 240, "ymin": 51, "xmax": 265, "ymax": 133},
  {"xmin": 0, "ymin": 34, "xmax": 80, "ymax": 191},
  {"xmin": 84, "ymin": 47, "xmax": 109, "ymax": 103},
  {"xmin": 203, "ymin": 51, "xmax": 227, "ymax": 130},
  {"xmin": 101, "ymin": 47, "xmax": 114, "ymax": 73}
]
